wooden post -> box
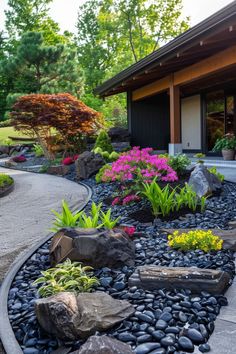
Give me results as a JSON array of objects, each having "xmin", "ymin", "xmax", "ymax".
[{"xmin": 169, "ymin": 82, "xmax": 181, "ymax": 144}]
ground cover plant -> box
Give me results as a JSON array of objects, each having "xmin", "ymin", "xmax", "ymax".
[
  {"xmin": 168, "ymin": 230, "xmax": 223, "ymax": 252},
  {"xmin": 0, "ymin": 173, "xmax": 13, "ymax": 187},
  {"xmin": 33, "ymin": 259, "xmax": 99, "ymax": 297}
]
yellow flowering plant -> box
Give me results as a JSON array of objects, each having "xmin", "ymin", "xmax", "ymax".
[{"xmin": 168, "ymin": 230, "xmax": 223, "ymax": 252}]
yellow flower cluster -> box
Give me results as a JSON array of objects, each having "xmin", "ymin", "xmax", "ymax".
[{"xmin": 168, "ymin": 230, "xmax": 223, "ymax": 252}]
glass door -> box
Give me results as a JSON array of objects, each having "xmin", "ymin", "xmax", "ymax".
[
  {"xmin": 226, "ymin": 95, "xmax": 235, "ymax": 135},
  {"xmin": 206, "ymin": 91, "xmax": 225, "ymax": 153}
]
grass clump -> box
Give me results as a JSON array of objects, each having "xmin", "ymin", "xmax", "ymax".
[{"xmin": 0, "ymin": 174, "xmax": 13, "ymax": 188}]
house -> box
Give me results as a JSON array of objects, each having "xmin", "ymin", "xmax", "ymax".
[{"xmin": 95, "ymin": 1, "xmax": 236, "ymax": 155}]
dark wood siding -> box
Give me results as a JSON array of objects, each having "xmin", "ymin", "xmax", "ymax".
[{"xmin": 129, "ymin": 93, "xmax": 170, "ymax": 150}]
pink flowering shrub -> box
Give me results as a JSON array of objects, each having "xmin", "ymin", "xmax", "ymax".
[
  {"xmin": 122, "ymin": 194, "xmax": 140, "ymax": 205},
  {"xmin": 102, "ymin": 147, "xmax": 178, "ymax": 183}
]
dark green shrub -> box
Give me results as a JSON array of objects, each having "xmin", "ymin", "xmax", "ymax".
[
  {"xmin": 94, "ymin": 130, "xmax": 113, "ymax": 153},
  {"xmin": 167, "ymin": 153, "xmax": 191, "ymax": 175}
]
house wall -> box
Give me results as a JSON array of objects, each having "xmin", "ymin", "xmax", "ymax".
[
  {"xmin": 181, "ymin": 95, "xmax": 202, "ymax": 150},
  {"xmin": 129, "ymin": 93, "xmax": 170, "ymax": 150}
]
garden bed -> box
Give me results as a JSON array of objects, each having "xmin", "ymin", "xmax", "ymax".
[
  {"xmin": 0, "ymin": 174, "xmax": 14, "ymax": 198},
  {"xmin": 2, "ymin": 177, "xmax": 236, "ymax": 354}
]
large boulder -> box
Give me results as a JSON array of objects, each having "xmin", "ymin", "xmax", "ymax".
[
  {"xmin": 108, "ymin": 127, "xmax": 130, "ymax": 142},
  {"xmin": 50, "ymin": 227, "xmax": 135, "ymax": 268},
  {"xmin": 188, "ymin": 164, "xmax": 222, "ymax": 197},
  {"xmin": 75, "ymin": 151, "xmax": 104, "ymax": 180},
  {"xmin": 35, "ymin": 292, "xmax": 135, "ymax": 340},
  {"xmin": 71, "ymin": 335, "xmax": 134, "ymax": 354},
  {"xmin": 128, "ymin": 265, "xmax": 230, "ymax": 294}
]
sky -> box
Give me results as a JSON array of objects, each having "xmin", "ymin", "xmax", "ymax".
[{"xmin": 0, "ymin": 0, "xmax": 234, "ymax": 34}]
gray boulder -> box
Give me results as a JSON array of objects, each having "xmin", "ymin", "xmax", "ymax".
[
  {"xmin": 50, "ymin": 227, "xmax": 135, "ymax": 268},
  {"xmin": 128, "ymin": 265, "xmax": 230, "ymax": 294},
  {"xmin": 188, "ymin": 164, "xmax": 222, "ymax": 197},
  {"xmin": 72, "ymin": 335, "xmax": 134, "ymax": 354},
  {"xmin": 108, "ymin": 127, "xmax": 130, "ymax": 142},
  {"xmin": 35, "ymin": 292, "xmax": 135, "ymax": 340},
  {"xmin": 75, "ymin": 151, "xmax": 105, "ymax": 180}
]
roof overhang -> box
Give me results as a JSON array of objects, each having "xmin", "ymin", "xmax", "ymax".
[{"xmin": 94, "ymin": 1, "xmax": 236, "ymax": 98}]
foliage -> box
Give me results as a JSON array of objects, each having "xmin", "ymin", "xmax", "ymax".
[
  {"xmin": 51, "ymin": 200, "xmax": 83, "ymax": 231},
  {"xmin": 33, "ymin": 259, "xmax": 99, "ymax": 297},
  {"xmin": 33, "ymin": 144, "xmax": 44, "ymax": 157},
  {"xmin": 208, "ymin": 167, "xmax": 225, "ymax": 182},
  {"xmin": 11, "ymin": 93, "xmax": 104, "ymax": 160},
  {"xmin": 0, "ymin": 120, "xmax": 12, "ymax": 128},
  {"xmin": 1, "ymin": 32, "xmax": 84, "ymax": 97},
  {"xmin": 3, "ymin": 138, "xmax": 12, "ymax": 146},
  {"xmin": 193, "ymin": 153, "xmax": 206, "ymax": 164},
  {"xmin": 141, "ymin": 179, "xmax": 206, "ymax": 217},
  {"xmin": 142, "ymin": 179, "xmax": 176, "ymax": 217},
  {"xmin": 168, "ymin": 230, "xmax": 223, "ymax": 252},
  {"xmin": 101, "ymin": 147, "xmax": 178, "ymax": 184},
  {"xmin": 95, "ymin": 164, "xmax": 112, "ymax": 183},
  {"xmin": 167, "ymin": 153, "xmax": 191, "ymax": 175},
  {"xmin": 0, "ymin": 173, "xmax": 13, "ymax": 187},
  {"xmin": 100, "ymin": 209, "xmax": 120, "ymax": 229},
  {"xmin": 77, "ymin": 0, "xmax": 189, "ymax": 89},
  {"xmin": 94, "ymin": 131, "xmax": 113, "ymax": 154},
  {"xmin": 51, "ymin": 200, "xmax": 119, "ymax": 231},
  {"xmin": 94, "ymin": 147, "xmax": 119, "ymax": 162},
  {"xmin": 213, "ymin": 134, "xmax": 236, "ymax": 151}
]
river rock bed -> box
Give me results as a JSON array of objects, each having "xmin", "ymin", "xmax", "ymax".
[{"xmin": 7, "ymin": 178, "xmax": 236, "ymax": 354}]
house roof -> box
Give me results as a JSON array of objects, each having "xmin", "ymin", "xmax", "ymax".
[{"xmin": 95, "ymin": 0, "xmax": 236, "ymax": 97}]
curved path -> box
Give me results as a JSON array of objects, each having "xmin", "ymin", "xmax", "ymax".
[{"xmin": 0, "ymin": 167, "xmax": 89, "ymax": 282}]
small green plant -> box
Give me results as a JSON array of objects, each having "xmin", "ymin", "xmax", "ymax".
[
  {"xmin": 213, "ymin": 134, "xmax": 236, "ymax": 151},
  {"xmin": 51, "ymin": 200, "xmax": 119, "ymax": 231},
  {"xmin": 3, "ymin": 138, "xmax": 12, "ymax": 146},
  {"xmin": 33, "ymin": 144, "xmax": 44, "ymax": 157},
  {"xmin": 0, "ymin": 173, "xmax": 13, "ymax": 187},
  {"xmin": 141, "ymin": 179, "xmax": 206, "ymax": 218},
  {"xmin": 95, "ymin": 164, "xmax": 112, "ymax": 183},
  {"xmin": 51, "ymin": 200, "xmax": 82, "ymax": 231},
  {"xmin": 33, "ymin": 259, "xmax": 99, "ymax": 297},
  {"xmin": 100, "ymin": 209, "xmax": 120, "ymax": 229},
  {"xmin": 77, "ymin": 202, "xmax": 103, "ymax": 228},
  {"xmin": 208, "ymin": 167, "xmax": 224, "ymax": 182},
  {"xmin": 194, "ymin": 153, "xmax": 206, "ymax": 164},
  {"xmin": 168, "ymin": 154, "xmax": 191, "ymax": 175},
  {"xmin": 168, "ymin": 230, "xmax": 223, "ymax": 252},
  {"xmin": 94, "ymin": 130, "xmax": 113, "ymax": 153},
  {"xmin": 141, "ymin": 178, "xmax": 176, "ymax": 217}
]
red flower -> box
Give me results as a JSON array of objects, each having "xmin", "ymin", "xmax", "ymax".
[
  {"xmin": 124, "ymin": 226, "xmax": 136, "ymax": 236},
  {"xmin": 12, "ymin": 155, "xmax": 26, "ymax": 163},
  {"xmin": 62, "ymin": 157, "xmax": 74, "ymax": 165}
]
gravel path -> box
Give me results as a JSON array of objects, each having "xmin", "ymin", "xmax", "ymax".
[{"xmin": 0, "ymin": 167, "xmax": 89, "ymax": 282}]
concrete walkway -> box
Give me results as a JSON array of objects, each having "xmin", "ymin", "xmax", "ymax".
[{"xmin": 0, "ymin": 167, "xmax": 89, "ymax": 282}]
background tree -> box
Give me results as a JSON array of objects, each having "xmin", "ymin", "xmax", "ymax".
[
  {"xmin": 11, "ymin": 93, "xmax": 104, "ymax": 159},
  {"xmin": 5, "ymin": 0, "xmax": 70, "ymax": 46},
  {"xmin": 0, "ymin": 32, "xmax": 84, "ymax": 99},
  {"xmin": 77, "ymin": 0, "xmax": 189, "ymax": 128}
]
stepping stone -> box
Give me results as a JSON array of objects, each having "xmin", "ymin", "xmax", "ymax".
[
  {"xmin": 128, "ymin": 266, "xmax": 230, "ymax": 294},
  {"xmin": 163, "ymin": 228, "xmax": 236, "ymax": 251}
]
